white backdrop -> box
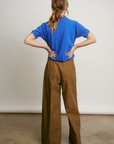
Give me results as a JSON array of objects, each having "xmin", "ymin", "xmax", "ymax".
[{"xmin": 0, "ymin": 0, "xmax": 114, "ymax": 114}]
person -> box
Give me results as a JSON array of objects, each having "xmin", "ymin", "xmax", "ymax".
[{"xmin": 24, "ymin": 0, "xmax": 96, "ymax": 144}]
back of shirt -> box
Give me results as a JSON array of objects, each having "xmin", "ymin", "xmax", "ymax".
[{"xmin": 31, "ymin": 16, "xmax": 90, "ymax": 62}]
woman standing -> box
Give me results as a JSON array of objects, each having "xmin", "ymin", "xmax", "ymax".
[{"xmin": 24, "ymin": 0, "xmax": 96, "ymax": 144}]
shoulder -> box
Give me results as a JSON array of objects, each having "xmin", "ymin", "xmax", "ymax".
[
  {"xmin": 40, "ymin": 21, "xmax": 49, "ymax": 29},
  {"xmin": 41, "ymin": 19, "xmax": 49, "ymax": 24},
  {"xmin": 64, "ymin": 16, "xmax": 78, "ymax": 25},
  {"xmin": 38, "ymin": 21, "xmax": 49, "ymax": 28}
]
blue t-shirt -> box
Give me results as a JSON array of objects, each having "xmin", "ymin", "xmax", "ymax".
[{"xmin": 31, "ymin": 16, "xmax": 90, "ymax": 62}]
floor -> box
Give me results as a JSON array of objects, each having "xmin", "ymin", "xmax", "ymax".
[{"xmin": 0, "ymin": 114, "xmax": 114, "ymax": 144}]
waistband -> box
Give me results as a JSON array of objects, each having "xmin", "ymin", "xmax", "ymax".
[{"xmin": 47, "ymin": 56, "xmax": 74, "ymax": 63}]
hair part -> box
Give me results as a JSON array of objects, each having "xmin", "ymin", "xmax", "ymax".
[{"xmin": 47, "ymin": 0, "xmax": 69, "ymax": 34}]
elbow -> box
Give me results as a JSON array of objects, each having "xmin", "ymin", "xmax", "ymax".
[
  {"xmin": 93, "ymin": 37, "xmax": 97, "ymax": 43},
  {"xmin": 24, "ymin": 33, "xmax": 35, "ymax": 44},
  {"xmin": 24, "ymin": 39, "xmax": 27, "ymax": 44},
  {"xmin": 87, "ymin": 37, "xmax": 97, "ymax": 44},
  {"xmin": 91, "ymin": 36, "xmax": 96, "ymax": 43},
  {"xmin": 24, "ymin": 38, "xmax": 29, "ymax": 44},
  {"xmin": 87, "ymin": 32, "xmax": 97, "ymax": 43}
]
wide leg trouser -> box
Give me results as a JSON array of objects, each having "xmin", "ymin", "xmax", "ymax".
[{"xmin": 41, "ymin": 57, "xmax": 81, "ymax": 144}]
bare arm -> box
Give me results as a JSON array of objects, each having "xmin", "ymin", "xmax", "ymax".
[
  {"xmin": 66, "ymin": 31, "xmax": 96, "ymax": 58},
  {"xmin": 24, "ymin": 33, "xmax": 49, "ymax": 50},
  {"xmin": 74, "ymin": 31, "xmax": 97, "ymax": 50},
  {"xmin": 24, "ymin": 33, "xmax": 57, "ymax": 58}
]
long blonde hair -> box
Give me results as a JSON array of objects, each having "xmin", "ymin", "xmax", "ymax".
[{"xmin": 47, "ymin": 0, "xmax": 69, "ymax": 34}]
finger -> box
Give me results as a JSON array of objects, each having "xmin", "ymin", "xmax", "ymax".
[
  {"xmin": 50, "ymin": 53, "xmax": 54, "ymax": 57},
  {"xmin": 66, "ymin": 53, "xmax": 69, "ymax": 55},
  {"xmin": 51, "ymin": 53, "xmax": 56, "ymax": 57},
  {"xmin": 52, "ymin": 52, "xmax": 57, "ymax": 56},
  {"xmin": 53, "ymin": 53, "xmax": 56, "ymax": 54},
  {"xmin": 52, "ymin": 52, "xmax": 56, "ymax": 54},
  {"xmin": 50, "ymin": 54, "xmax": 53, "ymax": 58},
  {"xmin": 54, "ymin": 54, "xmax": 56, "ymax": 57},
  {"xmin": 52, "ymin": 51, "xmax": 55, "ymax": 53}
]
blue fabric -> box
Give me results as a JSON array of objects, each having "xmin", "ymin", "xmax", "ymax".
[{"xmin": 31, "ymin": 16, "xmax": 90, "ymax": 62}]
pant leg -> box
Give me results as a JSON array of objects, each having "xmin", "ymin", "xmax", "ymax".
[
  {"xmin": 60, "ymin": 58, "xmax": 82, "ymax": 144},
  {"xmin": 41, "ymin": 57, "xmax": 62, "ymax": 144}
]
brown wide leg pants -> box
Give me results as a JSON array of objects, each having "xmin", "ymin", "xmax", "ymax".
[{"xmin": 41, "ymin": 57, "xmax": 81, "ymax": 144}]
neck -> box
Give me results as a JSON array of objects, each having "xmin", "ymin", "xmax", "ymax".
[
  {"xmin": 60, "ymin": 10, "xmax": 66, "ymax": 17},
  {"xmin": 60, "ymin": 13, "xmax": 65, "ymax": 17}
]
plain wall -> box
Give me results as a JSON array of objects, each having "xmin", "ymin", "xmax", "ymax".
[{"xmin": 0, "ymin": 0, "xmax": 114, "ymax": 114}]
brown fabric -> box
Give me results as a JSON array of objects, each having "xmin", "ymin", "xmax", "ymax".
[{"xmin": 41, "ymin": 57, "xmax": 81, "ymax": 144}]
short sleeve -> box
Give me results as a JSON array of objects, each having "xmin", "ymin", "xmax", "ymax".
[
  {"xmin": 75, "ymin": 21, "xmax": 90, "ymax": 38},
  {"xmin": 31, "ymin": 23, "xmax": 45, "ymax": 40}
]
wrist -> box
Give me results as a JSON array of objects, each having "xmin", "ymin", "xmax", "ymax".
[
  {"xmin": 45, "ymin": 45, "xmax": 51, "ymax": 53},
  {"xmin": 71, "ymin": 45, "xmax": 78, "ymax": 52},
  {"xmin": 74, "ymin": 44, "xmax": 78, "ymax": 50},
  {"xmin": 44, "ymin": 45, "xmax": 49, "ymax": 51}
]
